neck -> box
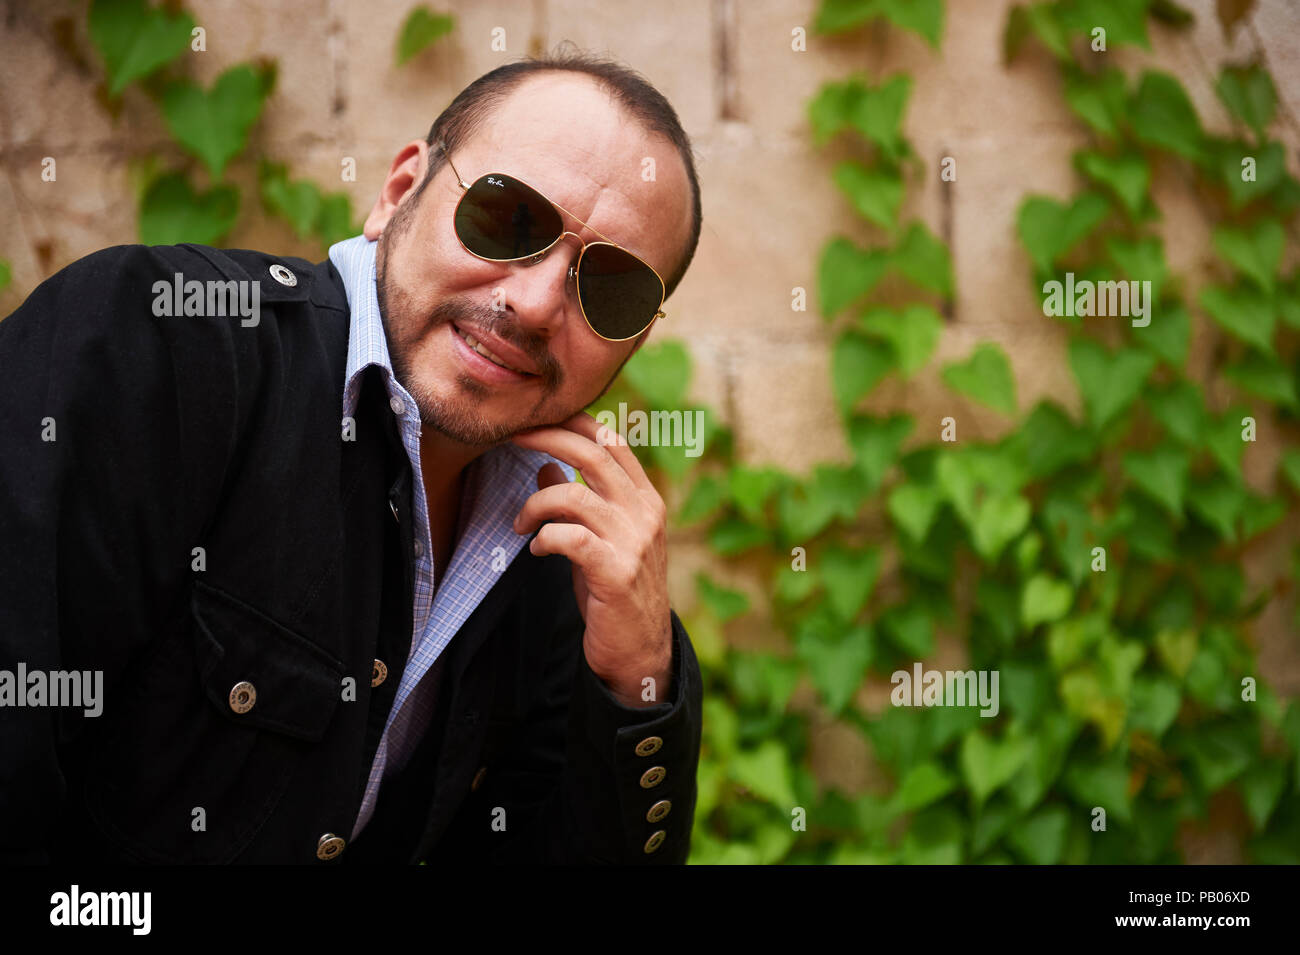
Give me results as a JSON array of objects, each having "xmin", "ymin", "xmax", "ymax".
[{"xmin": 418, "ymin": 424, "xmax": 487, "ymax": 502}]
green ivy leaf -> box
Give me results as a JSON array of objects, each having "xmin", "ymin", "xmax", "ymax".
[
  {"xmin": 818, "ymin": 237, "xmax": 890, "ymax": 317},
  {"xmin": 1057, "ymin": 0, "xmax": 1152, "ymax": 49},
  {"xmin": 1154, "ymin": 627, "xmax": 1198, "ymax": 678},
  {"xmin": 694, "ymin": 572, "xmax": 750, "ymax": 622},
  {"xmin": 161, "ymin": 65, "xmax": 271, "ymax": 179},
  {"xmin": 822, "ymin": 545, "xmax": 881, "ymax": 621},
  {"xmin": 1105, "ymin": 235, "xmax": 1167, "ymax": 306},
  {"xmin": 395, "ymin": 7, "xmax": 455, "ymax": 65},
  {"xmin": 1146, "ymin": 379, "xmax": 1205, "ymax": 445},
  {"xmin": 0, "ymin": 260, "xmax": 10, "ymax": 293},
  {"xmin": 847, "ymin": 413, "xmax": 914, "ymax": 487},
  {"xmin": 1018, "ymin": 193, "xmax": 1110, "ymax": 276},
  {"xmin": 960, "ymin": 729, "xmax": 1033, "ymax": 806},
  {"xmin": 832, "ymin": 333, "xmax": 896, "ymax": 414},
  {"xmin": 1212, "ymin": 219, "xmax": 1283, "ymax": 293},
  {"xmin": 1239, "ymin": 492, "xmax": 1286, "ymax": 539},
  {"xmin": 1216, "ymin": 139, "xmax": 1286, "ymax": 209},
  {"xmin": 1076, "ymin": 150, "xmax": 1150, "ymax": 218},
  {"xmin": 1281, "ymin": 449, "xmax": 1300, "ymax": 494},
  {"xmin": 1222, "ymin": 351, "xmax": 1297, "ymax": 408},
  {"xmin": 138, "ymin": 173, "xmax": 238, "ymax": 246},
  {"xmin": 1021, "ymin": 573, "xmax": 1074, "ymax": 629},
  {"xmin": 1129, "ymin": 675, "xmax": 1182, "ymax": 737},
  {"xmin": 729, "ymin": 739, "xmax": 799, "ymax": 808},
  {"xmin": 727, "ymin": 466, "xmax": 786, "ymax": 523},
  {"xmin": 850, "ymin": 73, "xmax": 912, "ymax": 159},
  {"xmin": 833, "ymin": 160, "xmax": 904, "ymax": 230},
  {"xmin": 891, "ymin": 761, "xmax": 956, "ymax": 814},
  {"xmin": 1068, "ymin": 338, "xmax": 1155, "ymax": 429},
  {"xmin": 795, "ymin": 618, "xmax": 872, "ymax": 715},
  {"xmin": 623, "ymin": 340, "xmax": 690, "ymax": 409},
  {"xmin": 1016, "ymin": 401, "xmax": 1096, "ymax": 479},
  {"xmin": 677, "ymin": 474, "xmax": 726, "ymax": 526},
  {"xmin": 890, "ymin": 222, "xmax": 954, "ymax": 298},
  {"xmin": 1122, "ymin": 445, "xmax": 1190, "ymax": 518},
  {"xmin": 708, "ymin": 517, "xmax": 767, "ymax": 556},
  {"xmin": 815, "ymin": 0, "xmax": 944, "ymax": 45},
  {"xmin": 1063, "ymin": 755, "xmax": 1133, "ymax": 824},
  {"xmin": 1199, "ymin": 283, "xmax": 1275, "ymax": 353},
  {"xmin": 1184, "ymin": 722, "xmax": 1254, "ymax": 792},
  {"xmin": 942, "ymin": 342, "xmax": 1017, "ymax": 415},
  {"xmin": 1130, "ymin": 70, "xmax": 1205, "ymax": 162},
  {"xmin": 970, "ymin": 493, "xmax": 1032, "ymax": 562},
  {"xmin": 1005, "ymin": 3, "xmax": 1071, "ymax": 62},
  {"xmin": 1133, "ymin": 301, "xmax": 1190, "ymax": 367},
  {"xmin": 260, "ymin": 160, "xmax": 322, "ymax": 237},
  {"xmin": 89, "ymin": 0, "xmax": 195, "ymax": 97},
  {"xmin": 881, "ymin": 602, "xmax": 934, "ymax": 656},
  {"xmin": 1216, "ymin": 64, "xmax": 1276, "ymax": 140},
  {"xmin": 1203, "ymin": 406, "xmax": 1249, "ymax": 479},
  {"xmin": 857, "ymin": 305, "xmax": 943, "ymax": 378},
  {"xmin": 887, "ymin": 481, "xmax": 943, "ymax": 542},
  {"xmin": 1062, "ymin": 66, "xmax": 1127, "ymax": 136},
  {"xmin": 1187, "ymin": 472, "xmax": 1247, "ymax": 541},
  {"xmin": 1238, "ymin": 759, "xmax": 1287, "ymax": 829}
]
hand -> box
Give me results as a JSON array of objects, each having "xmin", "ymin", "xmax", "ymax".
[{"xmin": 509, "ymin": 412, "xmax": 672, "ymax": 708}]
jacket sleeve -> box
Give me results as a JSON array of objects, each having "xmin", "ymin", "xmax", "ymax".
[
  {"xmin": 0, "ymin": 245, "xmax": 251, "ymax": 862},
  {"xmin": 462, "ymin": 598, "xmax": 704, "ymax": 865}
]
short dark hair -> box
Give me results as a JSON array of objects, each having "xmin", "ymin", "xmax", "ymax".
[{"xmin": 413, "ymin": 45, "xmax": 702, "ymax": 301}]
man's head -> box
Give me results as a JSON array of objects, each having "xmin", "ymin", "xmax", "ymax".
[{"xmin": 363, "ymin": 51, "xmax": 701, "ymax": 449}]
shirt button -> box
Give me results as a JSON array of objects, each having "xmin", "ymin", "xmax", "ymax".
[
  {"xmin": 228, "ymin": 681, "xmax": 256, "ymax": 714},
  {"xmin": 634, "ymin": 736, "xmax": 663, "ymax": 757},
  {"xmin": 639, "ymin": 766, "xmax": 667, "ymax": 789},
  {"xmin": 269, "ymin": 263, "xmax": 297, "ymax": 286},
  {"xmin": 646, "ymin": 799, "xmax": 672, "ymax": 823},
  {"xmin": 316, "ymin": 833, "xmax": 346, "ymax": 860},
  {"xmin": 643, "ymin": 830, "xmax": 667, "ymax": 854},
  {"xmin": 471, "ymin": 766, "xmax": 488, "ymax": 792},
  {"xmin": 389, "ymin": 395, "xmax": 405, "ymax": 416},
  {"xmin": 371, "ymin": 659, "xmax": 388, "ymax": 687}
]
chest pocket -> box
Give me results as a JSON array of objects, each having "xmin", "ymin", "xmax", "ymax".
[{"xmin": 84, "ymin": 580, "xmax": 344, "ymax": 863}]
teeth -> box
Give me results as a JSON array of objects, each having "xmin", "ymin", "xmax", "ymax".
[{"xmin": 456, "ymin": 326, "xmax": 528, "ymax": 374}]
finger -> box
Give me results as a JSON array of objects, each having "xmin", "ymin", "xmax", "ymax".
[
  {"xmin": 514, "ymin": 479, "xmax": 627, "ymax": 538},
  {"xmin": 566, "ymin": 412, "xmax": 657, "ymax": 495},
  {"xmin": 509, "ymin": 414, "xmax": 639, "ymax": 502},
  {"xmin": 528, "ymin": 520, "xmax": 609, "ymax": 569}
]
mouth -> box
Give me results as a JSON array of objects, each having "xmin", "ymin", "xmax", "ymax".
[{"xmin": 450, "ymin": 322, "xmax": 539, "ymax": 380}]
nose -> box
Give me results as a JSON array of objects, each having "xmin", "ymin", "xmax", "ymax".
[{"xmin": 502, "ymin": 232, "xmax": 582, "ymax": 334}]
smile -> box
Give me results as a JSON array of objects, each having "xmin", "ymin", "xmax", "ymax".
[{"xmin": 451, "ymin": 322, "xmax": 536, "ymax": 377}]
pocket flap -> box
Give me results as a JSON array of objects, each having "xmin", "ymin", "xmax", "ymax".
[{"xmin": 190, "ymin": 581, "xmax": 344, "ymax": 741}]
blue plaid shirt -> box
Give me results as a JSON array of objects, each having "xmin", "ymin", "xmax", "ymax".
[{"xmin": 329, "ymin": 235, "xmax": 575, "ymax": 839}]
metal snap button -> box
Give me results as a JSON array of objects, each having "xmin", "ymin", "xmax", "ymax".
[
  {"xmin": 643, "ymin": 830, "xmax": 666, "ymax": 853},
  {"xmin": 371, "ymin": 659, "xmax": 388, "ymax": 687},
  {"xmin": 269, "ymin": 263, "xmax": 297, "ymax": 287},
  {"xmin": 639, "ymin": 766, "xmax": 667, "ymax": 789},
  {"xmin": 389, "ymin": 395, "xmax": 405, "ymax": 416},
  {"xmin": 646, "ymin": 799, "xmax": 672, "ymax": 823},
  {"xmin": 316, "ymin": 833, "xmax": 346, "ymax": 860},
  {"xmin": 228, "ymin": 681, "xmax": 256, "ymax": 714},
  {"xmin": 634, "ymin": 736, "xmax": 664, "ymax": 757}
]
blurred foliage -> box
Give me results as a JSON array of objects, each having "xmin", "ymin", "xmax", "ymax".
[
  {"xmin": 396, "ymin": 7, "xmax": 456, "ymax": 66},
  {"xmin": 84, "ymin": 0, "xmax": 363, "ymax": 253},
  {"xmin": 600, "ymin": 0, "xmax": 1300, "ymax": 864}
]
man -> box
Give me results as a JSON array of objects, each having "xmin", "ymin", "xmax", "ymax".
[{"xmin": 0, "ymin": 51, "xmax": 704, "ymax": 864}]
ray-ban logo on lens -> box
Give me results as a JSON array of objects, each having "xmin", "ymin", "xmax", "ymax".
[
  {"xmin": 152, "ymin": 273, "xmax": 261, "ymax": 327},
  {"xmin": 486, "ymin": 177, "xmax": 505, "ymax": 187}
]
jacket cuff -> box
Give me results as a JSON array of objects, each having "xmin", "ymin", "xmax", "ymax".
[{"xmin": 577, "ymin": 608, "xmax": 699, "ymax": 862}]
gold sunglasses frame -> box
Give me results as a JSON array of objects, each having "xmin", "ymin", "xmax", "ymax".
[{"xmin": 438, "ymin": 141, "xmax": 667, "ymax": 343}]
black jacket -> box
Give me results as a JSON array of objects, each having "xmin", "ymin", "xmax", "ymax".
[{"xmin": 0, "ymin": 243, "xmax": 703, "ymax": 864}]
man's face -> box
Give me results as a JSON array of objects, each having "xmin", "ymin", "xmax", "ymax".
[{"xmin": 366, "ymin": 73, "xmax": 693, "ymax": 448}]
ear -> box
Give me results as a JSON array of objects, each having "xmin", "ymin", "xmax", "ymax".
[{"xmin": 363, "ymin": 140, "xmax": 430, "ymax": 240}]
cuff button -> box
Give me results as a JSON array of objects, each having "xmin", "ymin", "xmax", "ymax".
[
  {"xmin": 647, "ymin": 799, "xmax": 672, "ymax": 823},
  {"xmin": 639, "ymin": 766, "xmax": 667, "ymax": 789},
  {"xmin": 643, "ymin": 830, "xmax": 667, "ymax": 854}
]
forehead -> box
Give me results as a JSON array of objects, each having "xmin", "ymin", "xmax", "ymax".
[{"xmin": 457, "ymin": 73, "xmax": 691, "ymax": 275}]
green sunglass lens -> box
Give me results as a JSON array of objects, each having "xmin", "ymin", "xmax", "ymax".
[
  {"xmin": 577, "ymin": 244, "xmax": 664, "ymax": 340},
  {"xmin": 455, "ymin": 175, "xmax": 563, "ymax": 260}
]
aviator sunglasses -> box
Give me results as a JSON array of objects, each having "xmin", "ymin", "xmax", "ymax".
[{"xmin": 438, "ymin": 141, "xmax": 667, "ymax": 342}]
